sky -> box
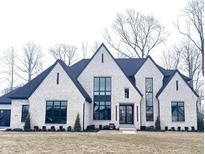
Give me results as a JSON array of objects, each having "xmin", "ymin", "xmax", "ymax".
[{"xmin": 0, "ymin": 0, "xmax": 190, "ymax": 92}]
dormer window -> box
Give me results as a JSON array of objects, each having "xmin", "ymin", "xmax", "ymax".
[{"xmin": 101, "ymin": 54, "xmax": 104, "ymax": 63}]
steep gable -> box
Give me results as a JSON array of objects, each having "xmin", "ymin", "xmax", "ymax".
[
  {"xmin": 8, "ymin": 60, "xmax": 91, "ymax": 103},
  {"xmin": 77, "ymin": 43, "xmax": 142, "ymax": 96}
]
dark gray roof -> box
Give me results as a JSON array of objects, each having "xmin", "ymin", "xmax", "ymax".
[
  {"xmin": 4, "ymin": 60, "xmax": 91, "ymax": 103},
  {"xmin": 0, "ymin": 88, "xmax": 21, "ymax": 104}
]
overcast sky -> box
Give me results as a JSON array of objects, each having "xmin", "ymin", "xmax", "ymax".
[{"xmin": 0, "ymin": 0, "xmax": 190, "ymax": 92}]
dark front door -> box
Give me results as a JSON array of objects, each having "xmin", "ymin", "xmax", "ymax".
[{"xmin": 119, "ymin": 105, "xmax": 134, "ymax": 124}]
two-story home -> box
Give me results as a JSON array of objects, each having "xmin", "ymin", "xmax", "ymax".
[{"xmin": 0, "ymin": 43, "xmax": 199, "ymax": 130}]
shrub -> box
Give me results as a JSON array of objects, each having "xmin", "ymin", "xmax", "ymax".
[
  {"xmin": 51, "ymin": 126, "xmax": 56, "ymax": 131},
  {"xmin": 58, "ymin": 126, "xmax": 65, "ymax": 131},
  {"xmin": 5, "ymin": 128, "xmax": 12, "ymax": 131},
  {"xmin": 140, "ymin": 126, "xmax": 146, "ymax": 131},
  {"xmin": 34, "ymin": 126, "xmax": 39, "ymax": 131},
  {"xmin": 42, "ymin": 126, "xmax": 47, "ymax": 131},
  {"xmin": 185, "ymin": 127, "xmax": 189, "ymax": 131},
  {"xmin": 109, "ymin": 123, "xmax": 115, "ymax": 130},
  {"xmin": 155, "ymin": 116, "xmax": 161, "ymax": 130},
  {"xmin": 13, "ymin": 128, "xmax": 23, "ymax": 131},
  {"xmin": 197, "ymin": 118, "xmax": 204, "ymax": 132},
  {"xmin": 24, "ymin": 114, "xmax": 31, "ymax": 131},
  {"xmin": 164, "ymin": 126, "xmax": 168, "ymax": 131},
  {"xmin": 191, "ymin": 126, "xmax": 195, "ymax": 131},
  {"xmin": 74, "ymin": 113, "xmax": 81, "ymax": 132},
  {"xmin": 67, "ymin": 126, "xmax": 72, "ymax": 132},
  {"xmin": 171, "ymin": 127, "xmax": 175, "ymax": 131},
  {"xmin": 86, "ymin": 125, "xmax": 95, "ymax": 131},
  {"xmin": 177, "ymin": 127, "xmax": 181, "ymax": 131},
  {"xmin": 103, "ymin": 125, "xmax": 110, "ymax": 130}
]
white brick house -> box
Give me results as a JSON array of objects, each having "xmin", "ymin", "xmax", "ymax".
[{"xmin": 0, "ymin": 43, "xmax": 199, "ymax": 131}]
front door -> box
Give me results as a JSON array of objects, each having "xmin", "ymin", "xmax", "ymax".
[{"xmin": 119, "ymin": 105, "xmax": 134, "ymax": 124}]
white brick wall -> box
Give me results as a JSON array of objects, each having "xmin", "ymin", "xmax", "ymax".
[
  {"xmin": 78, "ymin": 45, "xmax": 142, "ymax": 129},
  {"xmin": 158, "ymin": 72, "xmax": 198, "ymax": 130}
]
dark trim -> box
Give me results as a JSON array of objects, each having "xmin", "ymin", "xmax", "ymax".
[
  {"xmin": 101, "ymin": 53, "xmax": 104, "ymax": 63},
  {"xmin": 116, "ymin": 105, "xmax": 117, "ymax": 121},
  {"xmin": 83, "ymin": 102, "xmax": 85, "ymax": 131}
]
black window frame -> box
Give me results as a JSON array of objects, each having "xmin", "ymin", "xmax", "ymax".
[
  {"xmin": 93, "ymin": 77, "xmax": 111, "ymax": 120},
  {"xmin": 0, "ymin": 109, "xmax": 11, "ymax": 127},
  {"xmin": 145, "ymin": 78, "xmax": 154, "ymax": 121},
  {"xmin": 21, "ymin": 105, "xmax": 29, "ymax": 122},
  {"xmin": 45, "ymin": 100, "xmax": 67, "ymax": 124},
  {"xmin": 171, "ymin": 101, "xmax": 185, "ymax": 122},
  {"xmin": 124, "ymin": 88, "xmax": 129, "ymax": 98}
]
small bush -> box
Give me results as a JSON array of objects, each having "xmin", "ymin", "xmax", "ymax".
[
  {"xmin": 58, "ymin": 126, "xmax": 65, "ymax": 131},
  {"xmin": 146, "ymin": 126, "xmax": 155, "ymax": 131},
  {"xmin": 67, "ymin": 126, "xmax": 72, "ymax": 132},
  {"xmin": 191, "ymin": 126, "xmax": 195, "ymax": 131},
  {"xmin": 197, "ymin": 118, "xmax": 204, "ymax": 132},
  {"xmin": 165, "ymin": 126, "xmax": 168, "ymax": 131},
  {"xmin": 42, "ymin": 126, "xmax": 47, "ymax": 131},
  {"xmin": 109, "ymin": 123, "xmax": 115, "ymax": 130},
  {"xmin": 5, "ymin": 128, "xmax": 12, "ymax": 131},
  {"xmin": 86, "ymin": 125, "xmax": 95, "ymax": 131},
  {"xmin": 155, "ymin": 116, "xmax": 161, "ymax": 130},
  {"xmin": 185, "ymin": 127, "xmax": 189, "ymax": 131},
  {"xmin": 177, "ymin": 127, "xmax": 181, "ymax": 131},
  {"xmin": 34, "ymin": 126, "xmax": 39, "ymax": 131},
  {"xmin": 50, "ymin": 126, "xmax": 56, "ymax": 131},
  {"xmin": 103, "ymin": 125, "xmax": 110, "ymax": 130},
  {"xmin": 171, "ymin": 127, "xmax": 175, "ymax": 131},
  {"xmin": 74, "ymin": 113, "xmax": 81, "ymax": 132},
  {"xmin": 24, "ymin": 114, "xmax": 31, "ymax": 131},
  {"xmin": 140, "ymin": 126, "xmax": 146, "ymax": 131},
  {"xmin": 99, "ymin": 125, "xmax": 102, "ymax": 130},
  {"xmin": 13, "ymin": 128, "xmax": 23, "ymax": 132}
]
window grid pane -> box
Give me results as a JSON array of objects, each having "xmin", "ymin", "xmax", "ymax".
[
  {"xmin": 145, "ymin": 78, "xmax": 153, "ymax": 121},
  {"xmin": 172, "ymin": 101, "xmax": 185, "ymax": 122}
]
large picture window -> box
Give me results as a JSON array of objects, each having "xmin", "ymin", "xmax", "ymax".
[
  {"xmin": 172, "ymin": 101, "xmax": 185, "ymax": 122},
  {"xmin": 145, "ymin": 78, "xmax": 153, "ymax": 121},
  {"xmin": 21, "ymin": 105, "xmax": 29, "ymax": 122},
  {"xmin": 0, "ymin": 110, "xmax": 11, "ymax": 127},
  {"xmin": 93, "ymin": 77, "xmax": 111, "ymax": 120},
  {"xmin": 45, "ymin": 101, "xmax": 67, "ymax": 124}
]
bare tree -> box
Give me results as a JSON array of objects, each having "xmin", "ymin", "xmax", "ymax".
[
  {"xmin": 0, "ymin": 47, "xmax": 16, "ymax": 91},
  {"xmin": 161, "ymin": 45, "xmax": 183, "ymax": 70},
  {"xmin": 50, "ymin": 44, "xmax": 77, "ymax": 66},
  {"xmin": 90, "ymin": 41, "xmax": 100, "ymax": 53},
  {"xmin": 104, "ymin": 9, "xmax": 166, "ymax": 58},
  {"xmin": 161, "ymin": 40, "xmax": 202, "ymax": 91},
  {"xmin": 16, "ymin": 42, "xmax": 43, "ymax": 82},
  {"xmin": 177, "ymin": 0, "xmax": 204, "ymax": 75},
  {"xmin": 81, "ymin": 42, "xmax": 88, "ymax": 58}
]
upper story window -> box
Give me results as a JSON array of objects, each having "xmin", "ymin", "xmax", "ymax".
[
  {"xmin": 176, "ymin": 80, "xmax": 178, "ymax": 91},
  {"xmin": 45, "ymin": 101, "xmax": 67, "ymax": 124},
  {"xmin": 94, "ymin": 77, "xmax": 111, "ymax": 95},
  {"xmin": 124, "ymin": 88, "xmax": 129, "ymax": 98},
  {"xmin": 93, "ymin": 77, "xmax": 111, "ymax": 120},
  {"xmin": 21, "ymin": 105, "xmax": 29, "ymax": 122},
  {"xmin": 172, "ymin": 101, "xmax": 185, "ymax": 122},
  {"xmin": 145, "ymin": 78, "xmax": 153, "ymax": 121},
  {"xmin": 57, "ymin": 72, "xmax": 59, "ymax": 85}
]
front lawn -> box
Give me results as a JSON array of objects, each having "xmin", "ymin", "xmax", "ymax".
[{"xmin": 0, "ymin": 131, "xmax": 203, "ymax": 154}]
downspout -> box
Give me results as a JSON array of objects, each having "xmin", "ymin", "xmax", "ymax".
[
  {"xmin": 157, "ymin": 98, "xmax": 160, "ymax": 118},
  {"xmin": 83, "ymin": 100, "xmax": 85, "ymax": 131},
  {"xmin": 139, "ymin": 96, "xmax": 143, "ymax": 129}
]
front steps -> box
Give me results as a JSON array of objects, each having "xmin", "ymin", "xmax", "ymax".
[{"xmin": 119, "ymin": 124, "xmax": 136, "ymax": 132}]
